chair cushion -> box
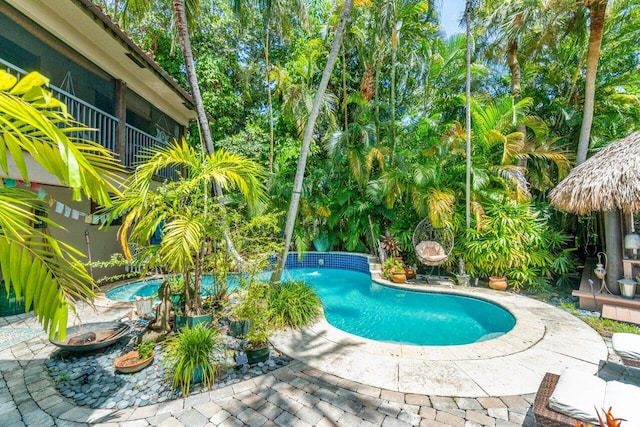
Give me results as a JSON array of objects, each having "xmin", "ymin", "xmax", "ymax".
[
  {"xmin": 548, "ymin": 368, "xmax": 605, "ymax": 424},
  {"xmin": 416, "ymin": 241, "xmax": 447, "ymax": 262},
  {"xmin": 603, "ymin": 380, "xmax": 640, "ymax": 426},
  {"xmin": 612, "ymin": 333, "xmax": 640, "ymax": 360}
]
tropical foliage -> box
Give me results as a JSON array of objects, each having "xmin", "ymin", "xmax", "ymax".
[
  {"xmin": 106, "ymin": 140, "xmax": 267, "ymax": 316},
  {"xmin": 86, "ymin": 0, "xmax": 640, "ymax": 290},
  {"xmin": 0, "ymin": 71, "xmax": 123, "ymax": 339}
]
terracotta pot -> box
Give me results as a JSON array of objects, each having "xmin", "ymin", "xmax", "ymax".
[
  {"xmin": 488, "ymin": 276, "xmax": 508, "ymax": 291},
  {"xmin": 114, "ymin": 350, "xmax": 155, "ymax": 374},
  {"xmin": 404, "ymin": 268, "xmax": 416, "ymax": 280},
  {"xmin": 391, "ymin": 272, "xmax": 406, "ymax": 283}
]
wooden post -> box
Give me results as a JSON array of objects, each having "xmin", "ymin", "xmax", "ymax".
[{"xmin": 115, "ymin": 80, "xmax": 127, "ymax": 164}]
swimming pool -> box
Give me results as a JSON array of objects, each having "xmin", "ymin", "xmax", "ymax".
[
  {"xmin": 281, "ymin": 268, "xmax": 515, "ymax": 345},
  {"xmin": 106, "ymin": 264, "xmax": 515, "ymax": 346},
  {"xmin": 105, "ymin": 275, "xmax": 237, "ymax": 302}
]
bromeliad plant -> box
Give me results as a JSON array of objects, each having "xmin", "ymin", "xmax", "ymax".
[{"xmin": 106, "ymin": 140, "xmax": 266, "ymax": 318}]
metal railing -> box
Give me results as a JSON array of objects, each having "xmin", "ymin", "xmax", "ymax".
[
  {"xmin": 1, "ymin": 58, "xmax": 175, "ymax": 180},
  {"xmin": 125, "ymin": 125, "xmax": 179, "ymax": 180},
  {"xmin": 1, "ymin": 58, "xmax": 118, "ymax": 153}
]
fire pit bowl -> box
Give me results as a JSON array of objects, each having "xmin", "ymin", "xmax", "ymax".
[{"xmin": 49, "ymin": 321, "xmax": 131, "ymax": 352}]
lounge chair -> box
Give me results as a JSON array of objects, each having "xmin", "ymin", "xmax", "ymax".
[
  {"xmin": 533, "ymin": 368, "xmax": 640, "ymax": 426},
  {"xmin": 612, "ymin": 332, "xmax": 640, "ymax": 368},
  {"xmin": 533, "ymin": 373, "xmax": 581, "ymax": 427}
]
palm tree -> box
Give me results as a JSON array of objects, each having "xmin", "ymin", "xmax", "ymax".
[
  {"xmin": 108, "ymin": 140, "xmax": 266, "ymax": 316},
  {"xmin": 576, "ymin": 0, "xmax": 608, "ymax": 165},
  {"xmin": 270, "ymin": 0, "xmax": 355, "ymax": 284},
  {"xmin": 231, "ymin": 0, "xmax": 308, "ymax": 174},
  {"xmin": 465, "ymin": 0, "xmax": 473, "ymax": 228},
  {"xmin": 124, "ymin": 0, "xmax": 249, "ymax": 265},
  {"xmin": 0, "ymin": 71, "xmax": 124, "ymax": 339}
]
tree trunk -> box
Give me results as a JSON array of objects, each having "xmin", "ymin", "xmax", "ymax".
[
  {"xmin": 507, "ymin": 40, "xmax": 527, "ymax": 168},
  {"xmin": 390, "ymin": 23, "xmax": 398, "ymax": 158},
  {"xmin": 270, "ymin": 0, "xmax": 354, "ymax": 284},
  {"xmin": 465, "ymin": 0, "xmax": 472, "ymax": 229},
  {"xmin": 342, "ymin": 46, "xmax": 348, "ymax": 130},
  {"xmin": 265, "ymin": 19, "xmax": 275, "ymax": 174},
  {"xmin": 172, "ymin": 0, "xmax": 245, "ymax": 267},
  {"xmin": 576, "ymin": 0, "xmax": 607, "ymax": 166}
]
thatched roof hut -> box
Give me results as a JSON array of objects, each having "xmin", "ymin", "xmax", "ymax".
[{"xmin": 549, "ymin": 131, "xmax": 640, "ymax": 214}]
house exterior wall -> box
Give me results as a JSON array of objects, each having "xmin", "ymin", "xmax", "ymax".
[{"xmin": 0, "ymin": 0, "xmax": 196, "ymax": 280}]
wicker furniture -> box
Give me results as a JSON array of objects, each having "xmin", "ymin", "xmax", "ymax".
[
  {"xmin": 412, "ymin": 218, "xmax": 454, "ymax": 267},
  {"xmin": 533, "ymin": 373, "xmax": 582, "ymax": 427}
]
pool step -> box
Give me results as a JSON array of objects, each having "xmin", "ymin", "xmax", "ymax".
[{"xmin": 369, "ymin": 261, "xmax": 383, "ymax": 274}]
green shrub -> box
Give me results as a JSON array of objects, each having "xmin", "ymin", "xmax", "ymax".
[
  {"xmin": 235, "ymin": 280, "xmax": 273, "ymax": 348},
  {"xmin": 164, "ymin": 323, "xmax": 221, "ymax": 395},
  {"xmin": 269, "ymin": 280, "xmax": 322, "ymax": 329},
  {"xmin": 136, "ymin": 341, "xmax": 155, "ymax": 360}
]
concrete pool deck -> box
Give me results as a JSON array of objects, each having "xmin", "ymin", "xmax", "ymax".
[{"xmin": 271, "ymin": 280, "xmax": 608, "ymax": 398}]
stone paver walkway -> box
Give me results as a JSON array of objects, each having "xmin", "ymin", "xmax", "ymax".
[
  {"xmin": 0, "ymin": 288, "xmax": 621, "ymax": 427},
  {"xmin": 0, "ymin": 298, "xmax": 543, "ymax": 426}
]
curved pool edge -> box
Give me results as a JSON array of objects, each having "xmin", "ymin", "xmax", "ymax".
[{"xmin": 270, "ymin": 281, "xmax": 608, "ymax": 397}]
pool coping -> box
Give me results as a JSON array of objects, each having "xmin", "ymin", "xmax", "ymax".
[{"xmin": 270, "ymin": 269, "xmax": 609, "ymax": 397}]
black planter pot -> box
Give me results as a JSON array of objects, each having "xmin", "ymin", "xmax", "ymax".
[
  {"xmin": 245, "ymin": 345, "xmax": 270, "ymax": 364},
  {"xmin": 174, "ymin": 313, "xmax": 212, "ymax": 331},
  {"xmin": 229, "ymin": 319, "xmax": 251, "ymax": 337}
]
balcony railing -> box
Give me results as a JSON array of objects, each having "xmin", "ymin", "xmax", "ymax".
[
  {"xmin": 1, "ymin": 58, "xmax": 175, "ymax": 180},
  {"xmin": 125, "ymin": 125, "xmax": 179, "ymax": 180}
]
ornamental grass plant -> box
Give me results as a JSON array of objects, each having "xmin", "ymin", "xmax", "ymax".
[
  {"xmin": 164, "ymin": 323, "xmax": 221, "ymax": 395},
  {"xmin": 269, "ymin": 280, "xmax": 322, "ymax": 329}
]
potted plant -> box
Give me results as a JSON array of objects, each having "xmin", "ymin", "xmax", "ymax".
[
  {"xmin": 114, "ymin": 341, "xmax": 155, "ymax": 374},
  {"xmin": 403, "ymin": 264, "xmax": 417, "ymax": 280},
  {"xmin": 235, "ymin": 280, "xmax": 273, "ymax": 364},
  {"xmin": 383, "ymin": 258, "xmax": 406, "ymax": 284},
  {"xmin": 164, "ymin": 323, "xmax": 221, "ymax": 395}
]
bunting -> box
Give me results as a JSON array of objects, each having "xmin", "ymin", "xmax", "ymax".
[{"xmin": 1, "ymin": 178, "xmax": 110, "ymax": 225}]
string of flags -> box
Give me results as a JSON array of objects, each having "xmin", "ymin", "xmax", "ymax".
[{"xmin": 2, "ymin": 178, "xmax": 110, "ymax": 225}]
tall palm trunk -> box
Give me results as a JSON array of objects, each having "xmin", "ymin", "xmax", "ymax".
[
  {"xmin": 465, "ymin": 0, "xmax": 472, "ymax": 229},
  {"xmin": 265, "ymin": 18, "xmax": 275, "ymax": 174},
  {"xmin": 573, "ymin": 1, "xmax": 620, "ymax": 294},
  {"xmin": 172, "ymin": 0, "xmax": 214, "ymax": 156},
  {"xmin": 507, "ymin": 40, "xmax": 527, "ymax": 168},
  {"xmin": 172, "ymin": 0, "xmax": 245, "ymax": 267},
  {"xmin": 576, "ymin": 0, "xmax": 607, "ymax": 165},
  {"xmin": 342, "ymin": 46, "xmax": 348, "ymax": 130},
  {"xmin": 270, "ymin": 0, "xmax": 355, "ymax": 284},
  {"xmin": 390, "ymin": 23, "xmax": 398, "ymax": 159}
]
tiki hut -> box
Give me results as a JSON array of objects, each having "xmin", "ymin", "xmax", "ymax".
[
  {"xmin": 549, "ymin": 131, "xmax": 640, "ymax": 214},
  {"xmin": 549, "ymin": 130, "xmax": 640, "ymax": 295}
]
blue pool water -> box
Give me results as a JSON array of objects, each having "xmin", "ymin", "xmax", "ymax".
[
  {"xmin": 106, "ymin": 268, "xmax": 515, "ymax": 346},
  {"xmin": 105, "ymin": 275, "xmax": 240, "ymax": 301}
]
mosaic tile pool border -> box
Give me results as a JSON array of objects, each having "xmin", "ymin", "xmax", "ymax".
[{"xmin": 281, "ymin": 252, "xmax": 372, "ymax": 274}]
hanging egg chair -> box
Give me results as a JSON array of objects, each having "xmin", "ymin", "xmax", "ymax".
[{"xmin": 412, "ymin": 218, "xmax": 454, "ymax": 267}]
